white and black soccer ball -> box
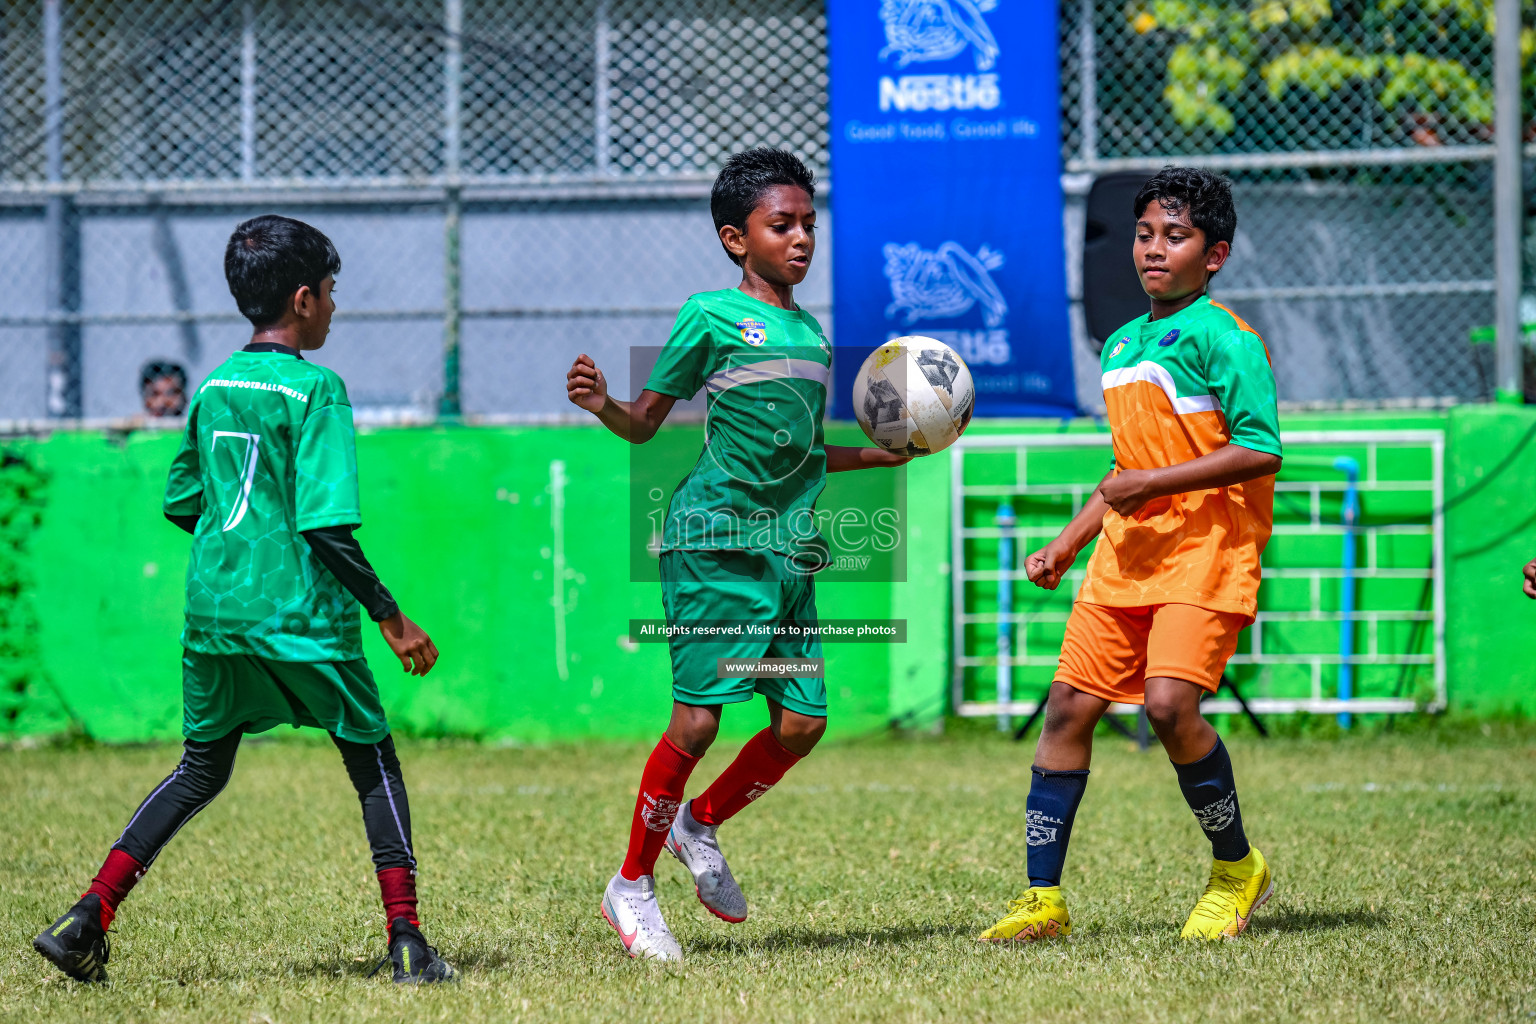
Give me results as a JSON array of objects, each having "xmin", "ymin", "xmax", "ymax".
[{"xmin": 852, "ymin": 336, "xmax": 975, "ymax": 456}]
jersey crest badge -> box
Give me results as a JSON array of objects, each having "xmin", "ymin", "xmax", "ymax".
[
  {"xmin": 1109, "ymin": 339, "xmax": 1127, "ymax": 358},
  {"xmin": 736, "ymin": 319, "xmax": 768, "ymax": 346},
  {"xmin": 1157, "ymin": 329, "xmax": 1181, "ymax": 347}
]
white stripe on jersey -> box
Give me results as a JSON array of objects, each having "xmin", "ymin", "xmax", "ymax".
[
  {"xmin": 1101, "ymin": 361, "xmax": 1220, "ymax": 415},
  {"xmin": 705, "ymin": 358, "xmax": 830, "ymax": 394}
]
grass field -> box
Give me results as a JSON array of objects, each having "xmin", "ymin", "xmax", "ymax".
[{"xmin": 2, "ymin": 723, "xmax": 1534, "ymax": 1023}]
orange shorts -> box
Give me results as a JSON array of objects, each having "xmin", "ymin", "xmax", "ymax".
[{"xmin": 1054, "ymin": 602, "xmax": 1248, "ymax": 705}]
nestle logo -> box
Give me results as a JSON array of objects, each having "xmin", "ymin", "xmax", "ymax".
[{"xmin": 878, "ymin": 74, "xmax": 1000, "ymax": 112}]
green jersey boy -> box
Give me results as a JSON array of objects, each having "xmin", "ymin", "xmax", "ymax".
[
  {"xmin": 34, "ymin": 216, "xmax": 454, "ymax": 985},
  {"xmin": 566, "ymin": 149, "xmax": 910, "ymax": 961}
]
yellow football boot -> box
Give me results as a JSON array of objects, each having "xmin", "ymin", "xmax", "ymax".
[
  {"xmin": 1180, "ymin": 845, "xmax": 1273, "ymax": 940},
  {"xmin": 977, "ymin": 886, "xmax": 1071, "ymax": 942}
]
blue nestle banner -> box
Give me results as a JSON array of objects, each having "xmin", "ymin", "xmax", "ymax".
[{"xmin": 826, "ymin": 0, "xmax": 1077, "ymax": 418}]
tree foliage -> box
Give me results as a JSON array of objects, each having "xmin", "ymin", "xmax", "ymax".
[{"xmin": 1123, "ymin": 0, "xmax": 1534, "ymax": 143}]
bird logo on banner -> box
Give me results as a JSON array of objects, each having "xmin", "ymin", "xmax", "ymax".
[
  {"xmin": 882, "ymin": 240, "xmax": 1008, "ymax": 328},
  {"xmin": 878, "ymin": 0, "xmax": 1001, "ymax": 71}
]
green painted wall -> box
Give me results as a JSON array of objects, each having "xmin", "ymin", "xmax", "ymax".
[
  {"xmin": 1440, "ymin": 406, "xmax": 1536, "ymax": 715},
  {"xmin": 8, "ymin": 424, "xmax": 911, "ymax": 744},
  {"xmin": 4, "ymin": 406, "xmax": 1532, "ymax": 743}
]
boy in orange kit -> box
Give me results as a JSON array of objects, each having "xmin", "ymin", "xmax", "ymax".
[{"xmin": 979, "ymin": 167, "xmax": 1281, "ymax": 943}]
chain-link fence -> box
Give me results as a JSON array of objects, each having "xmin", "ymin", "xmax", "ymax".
[
  {"xmin": 1059, "ymin": 0, "xmax": 1535, "ymax": 408},
  {"xmin": 0, "ymin": 1, "xmax": 1529, "ymax": 420},
  {"xmin": 0, "ymin": 0, "xmax": 830, "ymax": 422}
]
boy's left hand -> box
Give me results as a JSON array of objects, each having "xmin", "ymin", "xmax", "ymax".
[
  {"xmin": 824, "ymin": 444, "xmax": 913, "ymax": 473},
  {"xmin": 380, "ymin": 612, "xmax": 439, "ymax": 676},
  {"xmin": 1099, "ymin": 469, "xmax": 1157, "ymax": 517},
  {"xmin": 1523, "ymin": 558, "xmax": 1536, "ymax": 599}
]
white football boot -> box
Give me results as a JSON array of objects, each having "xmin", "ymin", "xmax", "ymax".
[
  {"xmin": 665, "ymin": 800, "xmax": 749, "ymax": 923},
  {"xmin": 601, "ymin": 873, "xmax": 684, "ymax": 962}
]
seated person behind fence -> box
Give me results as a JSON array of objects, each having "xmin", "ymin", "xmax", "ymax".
[
  {"xmin": 977, "ymin": 166, "xmax": 1283, "ymax": 945},
  {"xmin": 140, "ymin": 359, "xmax": 188, "ymax": 417}
]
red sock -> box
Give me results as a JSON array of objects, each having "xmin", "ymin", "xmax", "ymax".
[
  {"xmin": 82, "ymin": 849, "xmax": 145, "ymax": 930},
  {"xmin": 377, "ymin": 867, "xmax": 419, "ymax": 930},
  {"xmin": 620, "ymin": 735, "xmax": 699, "ymax": 881},
  {"xmin": 692, "ymin": 729, "xmax": 802, "ymax": 828}
]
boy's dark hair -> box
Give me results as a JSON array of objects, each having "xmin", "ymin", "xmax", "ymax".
[
  {"xmin": 710, "ymin": 148, "xmax": 817, "ymax": 265},
  {"xmin": 1133, "ymin": 167, "xmax": 1237, "ymax": 249},
  {"xmin": 224, "ymin": 215, "xmax": 341, "ymax": 327},
  {"xmin": 139, "ymin": 359, "xmax": 186, "ymax": 392}
]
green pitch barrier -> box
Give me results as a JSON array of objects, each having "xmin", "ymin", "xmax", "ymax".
[
  {"xmin": 0, "ymin": 421, "xmax": 946, "ymax": 744},
  {"xmin": 2, "ymin": 406, "xmax": 1532, "ymax": 743}
]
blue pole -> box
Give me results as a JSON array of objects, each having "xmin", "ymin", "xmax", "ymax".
[
  {"xmin": 996, "ymin": 502, "xmax": 1016, "ymax": 731},
  {"xmin": 1333, "ymin": 457, "xmax": 1360, "ymax": 729}
]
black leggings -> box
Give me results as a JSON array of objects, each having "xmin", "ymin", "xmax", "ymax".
[{"xmin": 112, "ymin": 732, "xmax": 415, "ymax": 873}]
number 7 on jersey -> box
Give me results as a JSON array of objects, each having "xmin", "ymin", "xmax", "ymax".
[{"xmin": 212, "ymin": 431, "xmax": 262, "ymax": 532}]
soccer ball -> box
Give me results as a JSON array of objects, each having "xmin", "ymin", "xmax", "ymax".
[{"xmin": 852, "ymin": 336, "xmax": 975, "ymax": 456}]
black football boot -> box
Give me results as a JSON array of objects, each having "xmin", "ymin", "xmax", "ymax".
[
  {"xmin": 384, "ymin": 917, "xmax": 455, "ymax": 984},
  {"xmin": 33, "ymin": 894, "xmax": 110, "ymax": 984}
]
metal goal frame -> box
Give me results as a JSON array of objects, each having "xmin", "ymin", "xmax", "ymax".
[{"xmin": 949, "ymin": 430, "xmax": 1446, "ymax": 719}]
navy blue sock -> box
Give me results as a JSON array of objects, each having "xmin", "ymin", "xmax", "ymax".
[
  {"xmin": 1025, "ymin": 767, "xmax": 1089, "ymax": 888},
  {"xmin": 1171, "ymin": 738, "xmax": 1250, "ymax": 862}
]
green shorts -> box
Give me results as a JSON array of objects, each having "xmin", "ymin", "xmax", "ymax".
[
  {"xmin": 181, "ymin": 650, "xmax": 390, "ymax": 744},
  {"xmin": 659, "ymin": 548, "xmax": 828, "ymax": 717}
]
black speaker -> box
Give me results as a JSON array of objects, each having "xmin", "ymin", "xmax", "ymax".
[{"xmin": 1083, "ymin": 172, "xmax": 1153, "ymax": 349}]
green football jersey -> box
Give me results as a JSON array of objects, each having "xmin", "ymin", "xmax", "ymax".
[
  {"xmin": 164, "ymin": 348, "xmax": 365, "ymax": 662},
  {"xmin": 645, "ymin": 289, "xmax": 833, "ymax": 564}
]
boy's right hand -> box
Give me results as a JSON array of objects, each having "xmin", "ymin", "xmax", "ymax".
[
  {"xmin": 566, "ymin": 354, "xmax": 607, "ymax": 413},
  {"xmin": 380, "ymin": 612, "xmax": 439, "ymax": 676},
  {"xmin": 1024, "ymin": 539, "xmax": 1079, "ymax": 591}
]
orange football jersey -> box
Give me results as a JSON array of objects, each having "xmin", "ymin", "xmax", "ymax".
[{"xmin": 1078, "ymin": 296, "xmax": 1281, "ymax": 619}]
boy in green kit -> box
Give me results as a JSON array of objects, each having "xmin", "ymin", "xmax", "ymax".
[
  {"xmin": 566, "ymin": 148, "xmax": 910, "ymax": 961},
  {"xmin": 33, "ymin": 215, "xmax": 454, "ymax": 985}
]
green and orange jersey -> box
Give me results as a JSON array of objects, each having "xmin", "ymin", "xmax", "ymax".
[{"xmin": 1079, "ymin": 294, "xmax": 1281, "ymax": 619}]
